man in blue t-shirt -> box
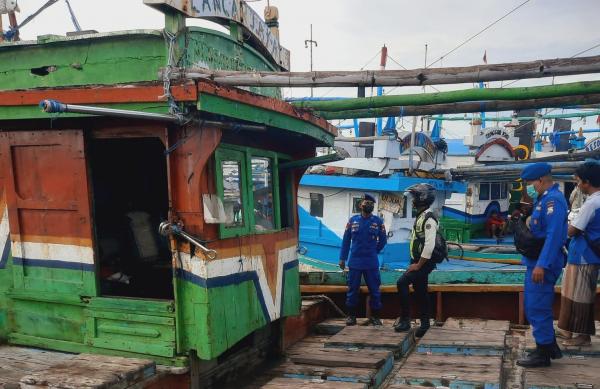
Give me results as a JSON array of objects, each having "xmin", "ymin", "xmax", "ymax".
[
  {"xmin": 558, "ymin": 160, "xmax": 600, "ymax": 347},
  {"xmin": 339, "ymin": 193, "xmax": 387, "ymax": 326}
]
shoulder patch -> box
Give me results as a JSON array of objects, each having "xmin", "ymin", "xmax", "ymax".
[{"xmin": 426, "ymin": 224, "xmax": 432, "ymax": 230}]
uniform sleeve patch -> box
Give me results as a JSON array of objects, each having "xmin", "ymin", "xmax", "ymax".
[{"xmin": 426, "ymin": 224, "xmax": 432, "ymax": 230}]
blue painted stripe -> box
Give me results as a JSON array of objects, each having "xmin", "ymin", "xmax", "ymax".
[
  {"xmin": 176, "ymin": 268, "xmax": 270, "ymax": 322},
  {"xmin": 12, "ymin": 257, "xmax": 94, "ymax": 271},
  {"xmin": 0, "ymin": 235, "xmax": 10, "ymax": 269},
  {"xmin": 300, "ymin": 173, "xmax": 466, "ymax": 193}
]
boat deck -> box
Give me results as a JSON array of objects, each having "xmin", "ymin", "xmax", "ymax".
[
  {"xmin": 242, "ymin": 318, "xmax": 600, "ymax": 389},
  {"xmin": 0, "ymin": 346, "xmax": 183, "ymax": 388}
]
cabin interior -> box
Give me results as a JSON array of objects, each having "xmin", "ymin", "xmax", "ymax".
[{"xmin": 88, "ymin": 136, "xmax": 173, "ymax": 300}]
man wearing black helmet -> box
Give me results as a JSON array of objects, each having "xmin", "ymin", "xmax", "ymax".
[{"xmin": 394, "ymin": 183, "xmax": 437, "ymax": 337}]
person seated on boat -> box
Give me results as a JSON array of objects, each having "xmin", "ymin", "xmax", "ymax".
[
  {"xmin": 393, "ymin": 183, "xmax": 438, "ymax": 337},
  {"xmin": 557, "ymin": 160, "xmax": 600, "ymax": 348},
  {"xmin": 516, "ymin": 162, "xmax": 567, "ymax": 368},
  {"xmin": 485, "ymin": 211, "xmax": 506, "ymax": 239},
  {"xmin": 339, "ymin": 193, "xmax": 387, "ymax": 326}
]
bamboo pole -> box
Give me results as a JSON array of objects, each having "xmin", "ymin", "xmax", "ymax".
[
  {"xmin": 163, "ymin": 55, "xmax": 600, "ymax": 87},
  {"xmin": 431, "ymin": 110, "xmax": 600, "ymax": 121},
  {"xmin": 315, "ymin": 93, "xmax": 600, "ymax": 120},
  {"xmin": 294, "ymin": 81, "xmax": 600, "ymax": 111}
]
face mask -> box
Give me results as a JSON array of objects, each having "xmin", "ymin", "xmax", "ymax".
[
  {"xmin": 526, "ymin": 184, "xmax": 538, "ymax": 202},
  {"xmin": 362, "ymin": 204, "xmax": 374, "ymax": 214}
]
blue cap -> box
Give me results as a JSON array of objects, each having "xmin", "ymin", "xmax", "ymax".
[
  {"xmin": 521, "ymin": 162, "xmax": 552, "ymax": 180},
  {"xmin": 363, "ymin": 193, "xmax": 376, "ymax": 203}
]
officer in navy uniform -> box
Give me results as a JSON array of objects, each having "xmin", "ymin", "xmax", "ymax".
[
  {"xmin": 517, "ymin": 162, "xmax": 567, "ymax": 367},
  {"xmin": 339, "ymin": 193, "xmax": 387, "ymax": 326}
]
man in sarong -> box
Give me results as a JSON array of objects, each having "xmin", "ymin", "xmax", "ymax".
[{"xmin": 558, "ymin": 160, "xmax": 600, "ymax": 347}]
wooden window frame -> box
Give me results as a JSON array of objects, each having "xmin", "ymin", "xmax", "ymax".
[{"xmin": 215, "ymin": 144, "xmax": 292, "ymax": 238}]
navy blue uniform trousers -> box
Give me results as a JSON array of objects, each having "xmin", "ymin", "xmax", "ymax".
[
  {"xmin": 346, "ymin": 268, "xmax": 382, "ymax": 311},
  {"xmin": 524, "ymin": 266, "xmax": 561, "ymax": 345}
]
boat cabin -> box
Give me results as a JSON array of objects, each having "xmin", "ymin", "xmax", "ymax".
[{"xmin": 0, "ymin": 3, "xmax": 336, "ymax": 367}]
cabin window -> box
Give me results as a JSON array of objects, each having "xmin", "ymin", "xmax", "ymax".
[
  {"xmin": 490, "ymin": 183, "xmax": 501, "ymax": 200},
  {"xmin": 501, "ymin": 183, "xmax": 508, "ymax": 199},
  {"xmin": 479, "ymin": 183, "xmax": 490, "ymax": 200},
  {"xmin": 222, "ymin": 160, "xmax": 245, "ymax": 228},
  {"xmin": 251, "ymin": 157, "xmax": 274, "ymax": 231},
  {"xmin": 215, "ymin": 145, "xmax": 291, "ymax": 237},
  {"xmin": 310, "ymin": 193, "xmax": 324, "ymax": 217}
]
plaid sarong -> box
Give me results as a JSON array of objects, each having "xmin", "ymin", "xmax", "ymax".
[{"xmin": 558, "ymin": 264, "xmax": 599, "ymax": 335}]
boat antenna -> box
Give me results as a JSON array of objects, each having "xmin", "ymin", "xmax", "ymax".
[
  {"xmin": 304, "ymin": 24, "xmax": 318, "ymax": 97},
  {"xmin": 64, "ymin": 0, "xmax": 81, "ymax": 32}
]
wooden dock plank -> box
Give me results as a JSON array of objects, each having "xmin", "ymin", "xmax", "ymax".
[
  {"xmin": 258, "ymin": 377, "xmax": 367, "ymax": 388},
  {"xmin": 274, "ymin": 346, "xmax": 394, "ymax": 388},
  {"xmin": 417, "ymin": 326, "xmax": 506, "ymax": 356},
  {"xmin": 315, "ymin": 318, "xmax": 371, "ymax": 335},
  {"xmin": 288, "ymin": 345, "xmax": 392, "ymax": 369},
  {"xmin": 324, "ymin": 326, "xmax": 414, "ymax": 357},
  {"xmin": 392, "ymin": 353, "xmax": 503, "ymax": 389},
  {"xmin": 524, "ymin": 356, "xmax": 600, "ymax": 388},
  {"xmin": 0, "ymin": 346, "xmax": 77, "ymax": 388},
  {"xmin": 525, "ymin": 328, "xmax": 600, "ymax": 357},
  {"xmin": 18, "ymin": 354, "xmax": 156, "ymax": 389},
  {"xmin": 443, "ymin": 317, "xmax": 511, "ymax": 332}
]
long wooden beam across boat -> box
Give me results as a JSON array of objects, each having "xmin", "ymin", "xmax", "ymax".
[
  {"xmin": 162, "ymin": 55, "xmax": 600, "ymax": 87},
  {"xmin": 315, "ymin": 93, "xmax": 600, "ymax": 119}
]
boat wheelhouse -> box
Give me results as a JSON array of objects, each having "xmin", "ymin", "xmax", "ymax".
[{"xmin": 0, "ymin": 2, "xmax": 336, "ymax": 368}]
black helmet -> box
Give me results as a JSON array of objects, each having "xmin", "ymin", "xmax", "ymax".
[{"xmin": 406, "ymin": 183, "xmax": 436, "ymax": 207}]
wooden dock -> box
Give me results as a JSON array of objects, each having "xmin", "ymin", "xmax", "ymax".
[
  {"xmin": 0, "ymin": 346, "xmax": 157, "ymax": 389},
  {"xmin": 242, "ymin": 317, "xmax": 600, "ymax": 389}
]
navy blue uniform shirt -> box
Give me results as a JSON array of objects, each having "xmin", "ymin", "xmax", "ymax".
[
  {"xmin": 340, "ymin": 214, "xmax": 387, "ymax": 270},
  {"xmin": 522, "ymin": 183, "xmax": 567, "ymax": 270}
]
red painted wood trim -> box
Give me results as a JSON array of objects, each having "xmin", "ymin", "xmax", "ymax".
[
  {"xmin": 475, "ymin": 137, "xmax": 516, "ymax": 160},
  {"xmin": 197, "ymin": 81, "xmax": 337, "ymax": 135},
  {"xmin": 0, "ymin": 82, "xmax": 197, "ymax": 106}
]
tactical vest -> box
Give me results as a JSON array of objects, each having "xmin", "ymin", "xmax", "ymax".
[{"xmin": 410, "ymin": 210, "xmax": 430, "ymax": 261}]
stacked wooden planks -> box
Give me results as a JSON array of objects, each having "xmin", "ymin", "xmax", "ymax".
[
  {"xmin": 324, "ymin": 325, "xmax": 415, "ymax": 358},
  {"xmin": 389, "ymin": 318, "xmax": 508, "ymax": 389},
  {"xmin": 272, "ymin": 334, "xmax": 395, "ymax": 388}
]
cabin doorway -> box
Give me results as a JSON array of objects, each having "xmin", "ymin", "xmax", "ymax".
[{"xmin": 89, "ymin": 137, "xmax": 173, "ymax": 300}]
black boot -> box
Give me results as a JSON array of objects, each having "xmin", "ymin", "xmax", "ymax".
[
  {"xmin": 415, "ymin": 317, "xmax": 430, "ymax": 338},
  {"xmin": 346, "ymin": 307, "xmax": 357, "ymax": 326},
  {"xmin": 369, "ymin": 310, "xmax": 382, "ymax": 326},
  {"xmin": 550, "ymin": 339, "xmax": 563, "ymax": 360},
  {"xmin": 393, "ymin": 317, "xmax": 411, "ymax": 332},
  {"xmin": 517, "ymin": 343, "xmax": 551, "ymax": 368}
]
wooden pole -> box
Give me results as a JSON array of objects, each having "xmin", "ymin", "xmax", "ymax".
[
  {"xmin": 294, "ymin": 80, "xmax": 600, "ymax": 111},
  {"xmin": 314, "ymin": 93, "xmax": 600, "ymax": 120},
  {"xmin": 163, "ymin": 55, "xmax": 600, "ymax": 87}
]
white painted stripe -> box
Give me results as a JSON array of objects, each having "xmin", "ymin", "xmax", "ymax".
[
  {"xmin": 176, "ymin": 245, "xmax": 298, "ymax": 321},
  {"xmin": 0, "ymin": 206, "xmax": 9, "ymax": 247},
  {"xmin": 11, "ymin": 241, "xmax": 94, "ymax": 264}
]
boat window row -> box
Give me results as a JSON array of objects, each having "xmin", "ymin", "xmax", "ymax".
[
  {"xmin": 215, "ymin": 145, "xmax": 293, "ymax": 238},
  {"xmin": 478, "ymin": 182, "xmax": 509, "ymax": 201}
]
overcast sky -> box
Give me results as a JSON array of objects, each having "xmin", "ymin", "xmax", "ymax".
[{"xmin": 11, "ymin": 0, "xmax": 600, "ymax": 137}]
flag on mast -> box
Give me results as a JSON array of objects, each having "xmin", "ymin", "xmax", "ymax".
[{"xmin": 483, "ymin": 50, "xmax": 488, "ymax": 64}]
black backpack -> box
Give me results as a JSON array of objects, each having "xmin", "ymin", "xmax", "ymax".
[
  {"xmin": 416, "ymin": 212, "xmax": 448, "ymax": 264},
  {"xmin": 512, "ymin": 216, "xmax": 545, "ymax": 259}
]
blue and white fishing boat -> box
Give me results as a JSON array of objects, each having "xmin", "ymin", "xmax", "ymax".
[{"xmin": 297, "ymin": 125, "xmax": 465, "ymax": 271}]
